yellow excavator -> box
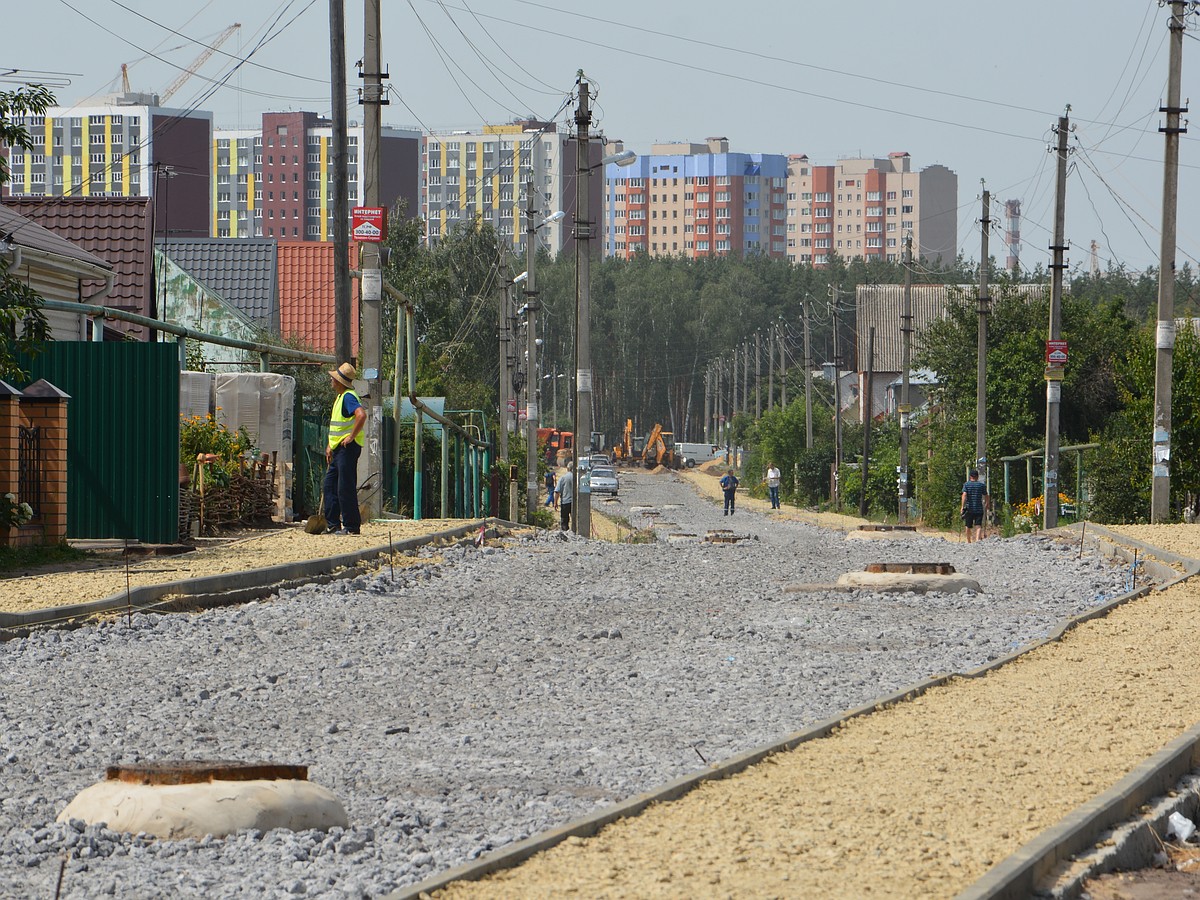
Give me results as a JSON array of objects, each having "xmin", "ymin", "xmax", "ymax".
[
  {"xmin": 612, "ymin": 418, "xmax": 634, "ymax": 464},
  {"xmin": 641, "ymin": 424, "xmax": 681, "ymax": 469}
]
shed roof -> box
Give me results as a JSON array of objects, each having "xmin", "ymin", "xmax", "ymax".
[
  {"xmin": 0, "ymin": 203, "xmax": 112, "ymax": 272},
  {"xmin": 3, "ymin": 197, "xmax": 154, "ymax": 330},
  {"xmin": 277, "ymin": 242, "xmax": 359, "ymax": 355},
  {"xmin": 160, "ymin": 238, "xmax": 278, "ymax": 329}
]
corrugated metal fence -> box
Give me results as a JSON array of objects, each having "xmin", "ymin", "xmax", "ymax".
[{"xmin": 21, "ymin": 342, "xmax": 180, "ymax": 544}]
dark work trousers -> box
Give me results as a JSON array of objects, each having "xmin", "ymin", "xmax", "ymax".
[
  {"xmin": 560, "ymin": 501, "xmax": 572, "ymax": 532},
  {"xmin": 323, "ymin": 441, "xmax": 362, "ymax": 532},
  {"xmin": 769, "ymin": 486, "xmax": 780, "ymax": 508},
  {"xmin": 723, "ymin": 489, "xmax": 736, "ymax": 515}
]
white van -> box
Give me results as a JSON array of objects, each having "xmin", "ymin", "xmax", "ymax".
[{"xmin": 676, "ymin": 442, "xmax": 723, "ymax": 468}]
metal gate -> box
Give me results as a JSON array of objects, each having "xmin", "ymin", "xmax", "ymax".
[
  {"xmin": 17, "ymin": 425, "xmax": 41, "ymax": 518},
  {"xmin": 21, "ymin": 342, "xmax": 180, "ymax": 543}
]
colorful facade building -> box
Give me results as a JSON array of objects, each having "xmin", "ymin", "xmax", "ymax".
[
  {"xmin": 785, "ymin": 152, "xmax": 957, "ymax": 266},
  {"xmin": 603, "ymin": 138, "xmax": 790, "ymax": 260}
]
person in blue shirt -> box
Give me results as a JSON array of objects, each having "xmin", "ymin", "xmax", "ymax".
[
  {"xmin": 720, "ymin": 469, "xmax": 739, "ymax": 516},
  {"xmin": 960, "ymin": 469, "xmax": 990, "ymax": 542},
  {"xmin": 322, "ymin": 362, "xmax": 366, "ymax": 535}
]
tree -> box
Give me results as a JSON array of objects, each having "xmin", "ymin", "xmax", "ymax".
[{"xmin": 1, "ymin": 85, "xmax": 55, "ymax": 381}]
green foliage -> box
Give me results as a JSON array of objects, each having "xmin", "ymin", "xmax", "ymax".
[
  {"xmin": 0, "ymin": 540, "xmax": 87, "ymax": 574},
  {"xmin": 0, "ymin": 492, "xmax": 34, "ymax": 527},
  {"xmin": 0, "ymin": 85, "xmax": 54, "ymax": 382},
  {"xmin": 180, "ymin": 413, "xmax": 256, "ymax": 488}
]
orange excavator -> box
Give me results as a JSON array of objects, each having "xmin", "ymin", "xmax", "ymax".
[{"xmin": 641, "ymin": 424, "xmax": 681, "ymax": 469}]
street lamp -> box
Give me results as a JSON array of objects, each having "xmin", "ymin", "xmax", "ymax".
[
  {"xmin": 573, "ymin": 76, "xmax": 636, "ymax": 536},
  {"xmin": 523, "ymin": 189, "xmax": 564, "ymax": 521}
]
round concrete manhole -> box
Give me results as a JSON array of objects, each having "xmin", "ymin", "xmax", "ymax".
[{"xmin": 60, "ymin": 760, "xmax": 347, "ymax": 839}]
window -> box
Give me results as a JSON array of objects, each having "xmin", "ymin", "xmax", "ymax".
[
  {"xmin": 90, "ymin": 153, "xmax": 105, "ymax": 163},
  {"xmin": 695, "ymin": 176, "xmax": 709, "ymax": 185},
  {"xmin": 887, "ymin": 207, "xmax": 897, "ymax": 216},
  {"xmin": 308, "ymin": 207, "xmax": 320, "ymax": 217},
  {"xmin": 254, "ymin": 189, "xmax": 263, "ymax": 201},
  {"xmin": 903, "ymin": 189, "xmax": 913, "ymax": 198},
  {"xmin": 696, "ymin": 208, "xmax": 709, "ymax": 219},
  {"xmin": 716, "ymin": 240, "xmax": 730, "ymax": 251},
  {"xmin": 716, "ymin": 191, "xmax": 730, "ymax": 202},
  {"xmin": 696, "ymin": 193, "xmax": 709, "ymax": 203},
  {"xmin": 217, "ymin": 210, "xmax": 229, "ymax": 221},
  {"xmin": 307, "ymin": 153, "xmax": 320, "ymax": 164},
  {"xmin": 902, "ymin": 205, "xmax": 914, "ymax": 214},
  {"xmin": 814, "ymin": 192, "xmax": 831, "ymax": 202},
  {"xmin": 887, "ymin": 191, "xmax": 897, "ymax": 200},
  {"xmin": 867, "ymin": 207, "xmax": 883, "ymax": 217},
  {"xmin": 217, "ymin": 192, "xmax": 231, "ymax": 202},
  {"xmin": 697, "ymin": 241, "xmax": 709, "ymax": 251}
]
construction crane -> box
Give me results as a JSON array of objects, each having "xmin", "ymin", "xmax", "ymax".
[{"xmin": 158, "ymin": 23, "xmax": 241, "ymax": 104}]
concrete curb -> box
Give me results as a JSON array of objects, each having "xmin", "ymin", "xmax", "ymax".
[
  {"xmin": 0, "ymin": 519, "xmax": 509, "ymax": 632},
  {"xmin": 956, "ymin": 726, "xmax": 1200, "ymax": 900},
  {"xmin": 388, "ymin": 538, "xmax": 1181, "ymax": 900}
]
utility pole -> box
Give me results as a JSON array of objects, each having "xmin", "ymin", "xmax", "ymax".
[
  {"xmin": 831, "ymin": 288, "xmax": 843, "ymax": 507},
  {"xmin": 704, "ymin": 364, "xmax": 712, "ymax": 444},
  {"xmin": 498, "ymin": 272, "xmax": 511, "ymax": 462},
  {"xmin": 1152, "ymin": 0, "xmax": 1189, "ymax": 522},
  {"xmin": 803, "ymin": 296, "xmax": 812, "ymax": 448},
  {"xmin": 860, "ymin": 327, "xmax": 874, "ymax": 518},
  {"xmin": 768, "ymin": 324, "xmax": 775, "ymax": 411},
  {"xmin": 754, "ymin": 330, "xmax": 761, "ymax": 419},
  {"xmin": 780, "ymin": 319, "xmax": 788, "ymax": 409},
  {"xmin": 1043, "ymin": 110, "xmax": 1071, "ymax": 531},
  {"xmin": 898, "ymin": 234, "xmax": 913, "ymax": 523},
  {"xmin": 573, "ymin": 79, "xmax": 594, "ymax": 538},
  {"xmin": 524, "ymin": 176, "xmax": 540, "ymax": 520},
  {"xmin": 977, "ymin": 186, "xmax": 991, "ymax": 471},
  {"xmin": 742, "ymin": 340, "xmax": 750, "ymax": 418},
  {"xmin": 359, "ymin": 0, "xmax": 387, "ymax": 520},
  {"xmin": 329, "ymin": 0, "xmax": 351, "ymax": 364}
]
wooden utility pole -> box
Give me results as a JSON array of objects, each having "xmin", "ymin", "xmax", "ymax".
[
  {"xmin": 360, "ymin": 0, "xmax": 387, "ymax": 520},
  {"xmin": 977, "ymin": 187, "xmax": 990, "ymax": 470},
  {"xmin": 329, "ymin": 0, "xmax": 351, "ymax": 364},
  {"xmin": 1043, "ymin": 110, "xmax": 1071, "ymax": 531},
  {"xmin": 898, "ymin": 234, "xmax": 913, "ymax": 522},
  {"xmin": 1152, "ymin": 0, "xmax": 1189, "ymax": 522}
]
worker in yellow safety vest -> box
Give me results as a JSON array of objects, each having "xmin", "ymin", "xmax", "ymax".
[{"xmin": 322, "ymin": 362, "xmax": 367, "ymax": 535}]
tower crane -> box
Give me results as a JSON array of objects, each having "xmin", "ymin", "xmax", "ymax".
[{"xmin": 158, "ymin": 23, "xmax": 241, "ymax": 104}]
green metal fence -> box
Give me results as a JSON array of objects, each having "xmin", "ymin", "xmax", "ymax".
[{"xmin": 20, "ymin": 342, "xmax": 180, "ymax": 543}]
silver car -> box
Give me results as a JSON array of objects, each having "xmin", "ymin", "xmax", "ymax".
[{"xmin": 589, "ymin": 465, "xmax": 619, "ymax": 496}]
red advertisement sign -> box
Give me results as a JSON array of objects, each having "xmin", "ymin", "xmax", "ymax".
[
  {"xmin": 351, "ymin": 206, "xmax": 387, "ymax": 242},
  {"xmin": 1045, "ymin": 340, "xmax": 1068, "ymax": 365}
]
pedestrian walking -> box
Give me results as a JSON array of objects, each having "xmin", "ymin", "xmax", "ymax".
[
  {"xmin": 960, "ymin": 469, "xmax": 990, "ymax": 543},
  {"xmin": 720, "ymin": 469, "xmax": 740, "ymax": 516},
  {"xmin": 554, "ymin": 462, "xmax": 575, "ymax": 532},
  {"xmin": 544, "ymin": 468, "xmax": 555, "ymax": 507},
  {"xmin": 321, "ymin": 362, "xmax": 366, "ymax": 535},
  {"xmin": 766, "ymin": 462, "xmax": 781, "ymax": 509}
]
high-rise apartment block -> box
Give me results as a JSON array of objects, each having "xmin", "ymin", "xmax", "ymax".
[
  {"xmin": 215, "ymin": 112, "xmax": 419, "ymax": 241},
  {"xmin": 785, "ymin": 152, "xmax": 957, "ymax": 265},
  {"xmin": 603, "ymin": 138, "xmax": 790, "ymax": 260},
  {"xmin": 3, "ymin": 101, "xmax": 211, "ymax": 238},
  {"xmin": 421, "ymin": 120, "xmax": 601, "ymax": 256}
]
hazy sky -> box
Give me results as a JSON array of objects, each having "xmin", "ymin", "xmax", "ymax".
[{"xmin": 8, "ymin": 0, "xmax": 1199, "ymax": 273}]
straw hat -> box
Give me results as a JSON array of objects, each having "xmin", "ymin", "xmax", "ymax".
[{"xmin": 330, "ymin": 362, "xmax": 356, "ymax": 388}]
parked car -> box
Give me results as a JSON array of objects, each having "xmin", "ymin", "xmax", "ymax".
[{"xmin": 589, "ymin": 465, "xmax": 619, "ymax": 496}]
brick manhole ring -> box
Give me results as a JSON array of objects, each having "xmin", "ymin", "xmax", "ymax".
[
  {"xmin": 857, "ymin": 525, "xmax": 917, "ymax": 532},
  {"xmin": 864, "ymin": 562, "xmax": 956, "ymax": 575},
  {"xmin": 704, "ymin": 530, "xmax": 753, "ymax": 543},
  {"xmin": 105, "ymin": 760, "xmax": 309, "ymax": 785}
]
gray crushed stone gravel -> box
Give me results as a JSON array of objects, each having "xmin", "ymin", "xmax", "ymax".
[{"xmin": 0, "ymin": 472, "xmax": 1132, "ymax": 898}]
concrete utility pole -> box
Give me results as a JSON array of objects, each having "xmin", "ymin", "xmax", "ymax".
[
  {"xmin": 329, "ymin": 0, "xmax": 351, "ymax": 364},
  {"xmin": 1043, "ymin": 110, "xmax": 1071, "ymax": 531},
  {"xmin": 803, "ymin": 296, "xmax": 812, "ymax": 448},
  {"xmin": 860, "ymin": 327, "xmax": 874, "ymax": 518},
  {"xmin": 359, "ymin": 0, "xmax": 387, "ymax": 520},
  {"xmin": 573, "ymin": 79, "xmax": 594, "ymax": 538},
  {"xmin": 768, "ymin": 324, "xmax": 775, "ymax": 411},
  {"xmin": 498, "ymin": 273, "xmax": 511, "ymax": 462},
  {"xmin": 1152, "ymin": 0, "xmax": 1189, "ymax": 522},
  {"xmin": 780, "ymin": 319, "xmax": 788, "ymax": 409},
  {"xmin": 898, "ymin": 234, "xmax": 913, "ymax": 523},
  {"xmin": 977, "ymin": 187, "xmax": 991, "ymax": 469},
  {"xmin": 742, "ymin": 340, "xmax": 750, "ymax": 417},
  {"xmin": 831, "ymin": 288, "xmax": 843, "ymax": 507},
  {"xmin": 523, "ymin": 177, "xmax": 540, "ymax": 520},
  {"xmin": 754, "ymin": 331, "xmax": 762, "ymax": 419},
  {"xmin": 704, "ymin": 364, "xmax": 712, "ymax": 443}
]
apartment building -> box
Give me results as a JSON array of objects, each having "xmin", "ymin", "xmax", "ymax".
[
  {"xmin": 3, "ymin": 98, "xmax": 211, "ymax": 238},
  {"xmin": 603, "ymin": 138, "xmax": 790, "ymax": 260},
  {"xmin": 421, "ymin": 120, "xmax": 600, "ymax": 256},
  {"xmin": 786, "ymin": 152, "xmax": 957, "ymax": 266},
  {"xmin": 215, "ymin": 112, "xmax": 420, "ymax": 241}
]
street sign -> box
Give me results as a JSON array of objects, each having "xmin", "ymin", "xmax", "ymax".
[
  {"xmin": 1046, "ymin": 339, "xmax": 1068, "ymax": 366},
  {"xmin": 351, "ymin": 206, "xmax": 387, "ymax": 242}
]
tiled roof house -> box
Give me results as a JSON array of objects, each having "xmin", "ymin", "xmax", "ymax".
[
  {"xmin": 277, "ymin": 242, "xmax": 359, "ymax": 356},
  {"xmin": 160, "ymin": 238, "xmax": 279, "ymax": 331},
  {"xmin": 4, "ymin": 197, "xmax": 155, "ymax": 340},
  {"xmin": 0, "ymin": 203, "xmax": 113, "ymax": 340}
]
